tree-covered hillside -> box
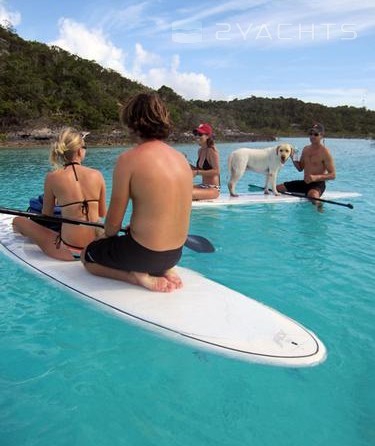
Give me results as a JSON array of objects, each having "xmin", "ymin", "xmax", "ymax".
[{"xmin": 1, "ymin": 24, "xmax": 374, "ymax": 141}]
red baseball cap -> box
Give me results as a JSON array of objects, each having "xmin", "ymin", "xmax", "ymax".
[{"xmin": 193, "ymin": 123, "xmax": 213, "ymax": 136}]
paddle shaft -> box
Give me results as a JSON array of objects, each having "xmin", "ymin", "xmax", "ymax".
[
  {"xmin": 1, "ymin": 207, "xmax": 111, "ymax": 230},
  {"xmin": 282, "ymin": 190, "xmax": 353, "ymax": 209},
  {"xmin": 248, "ymin": 184, "xmax": 354, "ymax": 209},
  {"xmin": 0, "ymin": 207, "xmax": 215, "ymax": 253}
]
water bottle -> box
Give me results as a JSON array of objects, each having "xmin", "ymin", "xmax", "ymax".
[{"xmin": 292, "ymin": 147, "xmax": 299, "ymax": 162}]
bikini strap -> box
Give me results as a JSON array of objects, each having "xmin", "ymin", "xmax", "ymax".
[
  {"xmin": 64, "ymin": 162, "xmax": 81, "ymax": 181},
  {"xmin": 61, "ymin": 163, "xmax": 99, "ymax": 221},
  {"xmin": 59, "ymin": 199, "xmax": 99, "ymax": 221},
  {"xmin": 81, "ymin": 199, "xmax": 90, "ymax": 220}
]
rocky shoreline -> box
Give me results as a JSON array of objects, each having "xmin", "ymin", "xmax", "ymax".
[{"xmin": 0, "ymin": 128, "xmax": 276, "ymax": 149}]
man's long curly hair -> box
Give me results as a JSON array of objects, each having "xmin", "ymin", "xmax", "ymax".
[{"xmin": 120, "ymin": 93, "xmax": 171, "ymax": 140}]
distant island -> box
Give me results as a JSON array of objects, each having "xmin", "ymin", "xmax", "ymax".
[{"xmin": 1, "ymin": 23, "xmax": 374, "ymax": 148}]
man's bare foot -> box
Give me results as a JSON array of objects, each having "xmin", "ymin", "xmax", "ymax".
[
  {"xmin": 315, "ymin": 202, "xmax": 324, "ymax": 213},
  {"xmin": 132, "ymin": 272, "xmax": 176, "ymax": 292},
  {"xmin": 310, "ymin": 198, "xmax": 324, "ymax": 212},
  {"xmin": 164, "ymin": 268, "xmax": 183, "ymax": 289}
]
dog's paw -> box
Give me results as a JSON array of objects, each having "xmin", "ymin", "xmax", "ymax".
[
  {"xmin": 273, "ymin": 191, "xmax": 281, "ymax": 196},
  {"xmin": 264, "ymin": 189, "xmax": 270, "ymax": 195}
]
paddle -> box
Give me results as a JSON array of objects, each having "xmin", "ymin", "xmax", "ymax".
[
  {"xmin": 248, "ymin": 184, "xmax": 354, "ymax": 209},
  {"xmin": 0, "ymin": 207, "xmax": 215, "ymax": 253}
]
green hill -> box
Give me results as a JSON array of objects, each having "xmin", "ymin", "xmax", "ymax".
[{"xmin": 1, "ymin": 24, "xmax": 374, "ymax": 144}]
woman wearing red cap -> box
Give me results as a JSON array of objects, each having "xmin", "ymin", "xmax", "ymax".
[{"xmin": 192, "ymin": 123, "xmax": 220, "ymax": 200}]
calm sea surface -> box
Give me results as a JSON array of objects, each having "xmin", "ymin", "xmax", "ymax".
[{"xmin": 0, "ymin": 138, "xmax": 374, "ymax": 446}]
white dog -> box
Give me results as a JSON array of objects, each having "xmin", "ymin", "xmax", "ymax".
[{"xmin": 228, "ymin": 143, "xmax": 293, "ymax": 196}]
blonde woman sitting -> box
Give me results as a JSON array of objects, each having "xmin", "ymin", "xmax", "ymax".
[{"xmin": 13, "ymin": 128, "xmax": 106, "ymax": 260}]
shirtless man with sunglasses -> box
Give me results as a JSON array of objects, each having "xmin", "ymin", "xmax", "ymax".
[{"xmin": 277, "ymin": 123, "xmax": 336, "ymax": 210}]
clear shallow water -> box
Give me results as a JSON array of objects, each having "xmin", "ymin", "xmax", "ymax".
[{"xmin": 0, "ymin": 138, "xmax": 374, "ymax": 446}]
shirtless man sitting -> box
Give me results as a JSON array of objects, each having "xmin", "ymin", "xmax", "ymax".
[
  {"xmin": 81, "ymin": 93, "xmax": 193, "ymax": 292},
  {"xmin": 277, "ymin": 123, "xmax": 336, "ymax": 210}
]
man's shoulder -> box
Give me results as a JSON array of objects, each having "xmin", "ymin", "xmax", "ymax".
[
  {"xmin": 322, "ymin": 145, "xmax": 333, "ymax": 159},
  {"xmin": 118, "ymin": 147, "xmax": 136, "ymax": 160},
  {"xmin": 130, "ymin": 140, "xmax": 172, "ymax": 152},
  {"xmin": 319, "ymin": 144, "xmax": 331, "ymax": 154}
]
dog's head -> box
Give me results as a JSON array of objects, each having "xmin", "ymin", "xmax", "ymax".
[{"xmin": 276, "ymin": 144, "xmax": 292, "ymax": 164}]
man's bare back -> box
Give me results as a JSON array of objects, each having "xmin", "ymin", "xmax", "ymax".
[
  {"xmin": 107, "ymin": 140, "xmax": 192, "ymax": 250},
  {"xmin": 82, "ymin": 93, "xmax": 193, "ymax": 292}
]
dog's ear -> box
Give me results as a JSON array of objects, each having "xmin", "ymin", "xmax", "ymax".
[{"xmin": 276, "ymin": 145, "xmax": 280, "ymax": 155}]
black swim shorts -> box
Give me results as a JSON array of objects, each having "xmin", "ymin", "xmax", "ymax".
[
  {"xmin": 84, "ymin": 231, "xmax": 183, "ymax": 276},
  {"xmin": 283, "ymin": 180, "xmax": 326, "ymax": 196}
]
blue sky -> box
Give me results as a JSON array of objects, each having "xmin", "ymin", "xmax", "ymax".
[{"xmin": 1, "ymin": 0, "xmax": 375, "ymax": 110}]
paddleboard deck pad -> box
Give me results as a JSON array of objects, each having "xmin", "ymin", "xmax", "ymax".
[
  {"xmin": 192, "ymin": 191, "xmax": 360, "ymax": 207},
  {"xmin": 0, "ymin": 214, "xmax": 326, "ymax": 367}
]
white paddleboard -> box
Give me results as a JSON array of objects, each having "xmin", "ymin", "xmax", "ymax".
[
  {"xmin": 0, "ymin": 214, "xmax": 326, "ymax": 367},
  {"xmin": 192, "ymin": 191, "xmax": 361, "ymax": 207}
]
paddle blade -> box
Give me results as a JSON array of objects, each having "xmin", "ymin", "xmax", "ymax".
[
  {"xmin": 248, "ymin": 184, "xmax": 263, "ymax": 191},
  {"xmin": 184, "ymin": 235, "xmax": 215, "ymax": 253}
]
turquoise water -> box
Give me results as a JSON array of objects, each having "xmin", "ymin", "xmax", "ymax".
[{"xmin": 0, "ymin": 138, "xmax": 374, "ymax": 446}]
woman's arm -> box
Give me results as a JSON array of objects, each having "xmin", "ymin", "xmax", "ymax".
[
  {"xmin": 97, "ymin": 172, "xmax": 107, "ymax": 218},
  {"xmin": 41, "ymin": 173, "xmax": 56, "ymax": 216}
]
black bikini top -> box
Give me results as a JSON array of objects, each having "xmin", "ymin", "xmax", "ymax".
[
  {"xmin": 60, "ymin": 162, "xmax": 99, "ymax": 220},
  {"xmin": 196, "ymin": 158, "xmax": 212, "ymax": 170}
]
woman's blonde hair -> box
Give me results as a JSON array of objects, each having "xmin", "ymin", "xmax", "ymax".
[{"xmin": 50, "ymin": 127, "xmax": 84, "ymax": 168}]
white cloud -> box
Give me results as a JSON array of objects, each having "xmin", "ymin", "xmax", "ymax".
[
  {"xmin": 135, "ymin": 52, "xmax": 211, "ymax": 100},
  {"xmin": 0, "ymin": 1, "xmax": 21, "ymax": 27},
  {"xmin": 132, "ymin": 43, "xmax": 161, "ymax": 75},
  {"xmin": 50, "ymin": 18, "xmax": 128, "ymax": 75},
  {"xmin": 49, "ymin": 19, "xmax": 212, "ymax": 100},
  {"xmin": 99, "ymin": 2, "xmax": 149, "ymax": 31}
]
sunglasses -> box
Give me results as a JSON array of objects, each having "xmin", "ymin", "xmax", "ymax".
[{"xmin": 309, "ymin": 131, "xmax": 320, "ymax": 137}]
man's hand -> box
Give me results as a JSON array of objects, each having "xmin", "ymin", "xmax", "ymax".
[{"xmin": 305, "ymin": 174, "xmax": 319, "ymax": 184}]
